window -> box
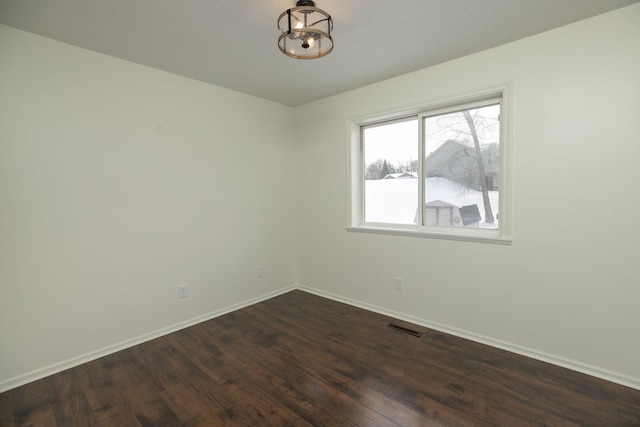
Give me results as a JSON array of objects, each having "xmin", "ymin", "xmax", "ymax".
[{"xmin": 348, "ymin": 88, "xmax": 512, "ymax": 244}]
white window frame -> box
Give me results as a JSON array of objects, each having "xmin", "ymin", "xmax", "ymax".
[{"xmin": 346, "ymin": 85, "xmax": 513, "ymax": 245}]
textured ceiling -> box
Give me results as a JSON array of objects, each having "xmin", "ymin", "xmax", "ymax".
[{"xmin": 1, "ymin": 0, "xmax": 638, "ymax": 106}]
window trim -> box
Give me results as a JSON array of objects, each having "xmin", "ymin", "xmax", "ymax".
[{"xmin": 346, "ymin": 84, "xmax": 513, "ymax": 245}]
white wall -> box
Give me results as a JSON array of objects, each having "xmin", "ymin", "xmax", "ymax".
[
  {"xmin": 294, "ymin": 5, "xmax": 640, "ymax": 388},
  {"xmin": 0, "ymin": 25, "xmax": 296, "ymax": 390}
]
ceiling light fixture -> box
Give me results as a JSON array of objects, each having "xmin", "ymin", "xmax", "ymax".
[{"xmin": 277, "ymin": 0, "xmax": 333, "ymax": 60}]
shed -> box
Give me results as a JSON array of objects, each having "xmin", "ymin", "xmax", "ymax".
[{"xmin": 417, "ymin": 200, "xmax": 480, "ymax": 228}]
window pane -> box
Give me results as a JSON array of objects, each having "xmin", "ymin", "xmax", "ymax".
[
  {"xmin": 363, "ymin": 119, "xmax": 418, "ymax": 224},
  {"xmin": 423, "ymin": 103, "xmax": 500, "ymax": 230}
]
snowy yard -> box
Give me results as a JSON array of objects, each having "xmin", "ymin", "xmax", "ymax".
[{"xmin": 364, "ymin": 177, "xmax": 499, "ymax": 228}]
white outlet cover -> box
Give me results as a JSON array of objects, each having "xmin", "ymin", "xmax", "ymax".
[{"xmin": 178, "ymin": 284, "xmax": 188, "ymax": 298}]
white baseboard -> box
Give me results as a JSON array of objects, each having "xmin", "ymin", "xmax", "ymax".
[
  {"xmin": 297, "ymin": 284, "xmax": 640, "ymax": 391},
  {"xmin": 0, "ymin": 285, "xmax": 296, "ymax": 394}
]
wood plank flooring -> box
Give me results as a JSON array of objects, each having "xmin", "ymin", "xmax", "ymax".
[{"xmin": 1, "ymin": 290, "xmax": 639, "ymax": 426}]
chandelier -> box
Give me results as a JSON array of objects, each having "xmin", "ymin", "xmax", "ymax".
[{"xmin": 277, "ymin": 0, "xmax": 334, "ymax": 59}]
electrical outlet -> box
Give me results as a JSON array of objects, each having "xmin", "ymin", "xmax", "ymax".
[
  {"xmin": 178, "ymin": 284, "xmax": 188, "ymax": 298},
  {"xmin": 395, "ymin": 277, "xmax": 404, "ymax": 291},
  {"xmin": 257, "ymin": 266, "xmax": 264, "ymax": 278}
]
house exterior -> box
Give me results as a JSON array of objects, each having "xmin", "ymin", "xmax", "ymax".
[
  {"xmin": 382, "ymin": 172, "xmax": 418, "ymax": 179},
  {"xmin": 425, "ymin": 140, "xmax": 499, "ymax": 191}
]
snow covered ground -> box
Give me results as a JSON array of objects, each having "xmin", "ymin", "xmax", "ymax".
[{"xmin": 364, "ymin": 177, "xmax": 499, "ymax": 228}]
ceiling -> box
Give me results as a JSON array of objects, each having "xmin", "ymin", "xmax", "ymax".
[{"xmin": 1, "ymin": 0, "xmax": 638, "ymax": 106}]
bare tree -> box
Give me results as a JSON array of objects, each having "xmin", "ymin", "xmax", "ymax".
[
  {"xmin": 365, "ymin": 159, "xmax": 383, "ymax": 180},
  {"xmin": 463, "ymin": 111, "xmax": 494, "ymax": 223}
]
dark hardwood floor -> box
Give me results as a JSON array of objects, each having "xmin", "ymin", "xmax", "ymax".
[{"xmin": 1, "ymin": 290, "xmax": 639, "ymax": 426}]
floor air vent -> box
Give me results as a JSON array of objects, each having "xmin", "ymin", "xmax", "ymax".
[{"xmin": 388, "ymin": 323, "xmax": 423, "ymax": 337}]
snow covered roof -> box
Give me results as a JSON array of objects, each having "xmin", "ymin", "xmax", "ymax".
[
  {"xmin": 383, "ymin": 172, "xmax": 418, "ymax": 179},
  {"xmin": 425, "ymin": 199, "xmax": 458, "ymax": 208}
]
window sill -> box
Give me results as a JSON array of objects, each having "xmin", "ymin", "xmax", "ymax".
[{"xmin": 345, "ymin": 225, "xmax": 512, "ymax": 245}]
